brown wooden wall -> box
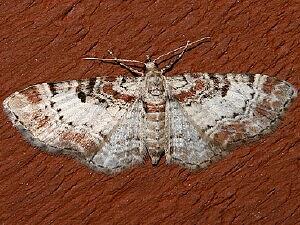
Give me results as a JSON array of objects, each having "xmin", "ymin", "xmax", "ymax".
[{"xmin": 0, "ymin": 0, "xmax": 299, "ymax": 224}]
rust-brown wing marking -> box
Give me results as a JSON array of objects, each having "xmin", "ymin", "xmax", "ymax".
[
  {"xmin": 3, "ymin": 77, "xmax": 147, "ymax": 173},
  {"xmin": 166, "ymin": 73, "xmax": 297, "ymax": 168}
]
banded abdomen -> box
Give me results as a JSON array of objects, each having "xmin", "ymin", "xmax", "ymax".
[{"xmin": 144, "ymin": 101, "xmax": 167, "ymax": 164}]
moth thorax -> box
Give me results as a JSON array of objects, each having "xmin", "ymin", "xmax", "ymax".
[{"xmin": 144, "ymin": 75, "xmax": 166, "ymax": 103}]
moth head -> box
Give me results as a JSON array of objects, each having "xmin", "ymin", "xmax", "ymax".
[
  {"xmin": 145, "ymin": 61, "xmax": 157, "ymax": 70},
  {"xmin": 144, "ymin": 55, "xmax": 159, "ymax": 72}
]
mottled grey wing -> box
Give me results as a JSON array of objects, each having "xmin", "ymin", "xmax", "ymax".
[
  {"xmin": 3, "ymin": 76, "xmax": 146, "ymax": 174},
  {"xmin": 166, "ymin": 73, "xmax": 297, "ymax": 169},
  {"xmin": 166, "ymin": 99, "xmax": 225, "ymax": 169}
]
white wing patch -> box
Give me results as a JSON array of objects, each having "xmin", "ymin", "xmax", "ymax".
[
  {"xmin": 167, "ymin": 73, "xmax": 297, "ymax": 150},
  {"xmin": 89, "ymin": 100, "xmax": 146, "ymax": 173},
  {"xmin": 167, "ymin": 100, "xmax": 225, "ymax": 169},
  {"xmin": 3, "ymin": 77, "xmax": 145, "ymax": 173}
]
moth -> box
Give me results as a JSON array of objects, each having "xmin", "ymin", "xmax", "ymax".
[{"xmin": 3, "ymin": 37, "xmax": 297, "ymax": 174}]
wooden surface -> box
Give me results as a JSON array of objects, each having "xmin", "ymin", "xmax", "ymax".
[{"xmin": 0, "ymin": 0, "xmax": 299, "ymax": 224}]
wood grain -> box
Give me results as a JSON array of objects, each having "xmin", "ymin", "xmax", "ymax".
[{"xmin": 0, "ymin": 0, "xmax": 299, "ymax": 224}]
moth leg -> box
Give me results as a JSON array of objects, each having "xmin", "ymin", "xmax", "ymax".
[
  {"xmin": 157, "ymin": 37, "xmax": 211, "ymax": 74},
  {"xmin": 160, "ymin": 41, "xmax": 191, "ymax": 74},
  {"xmin": 84, "ymin": 51, "xmax": 144, "ymax": 77},
  {"xmin": 107, "ymin": 50, "xmax": 145, "ymax": 76}
]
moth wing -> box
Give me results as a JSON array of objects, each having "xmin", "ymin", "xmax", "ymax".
[
  {"xmin": 4, "ymin": 76, "xmax": 146, "ymax": 173},
  {"xmin": 90, "ymin": 99, "xmax": 146, "ymax": 173},
  {"xmin": 166, "ymin": 99, "xmax": 224, "ymax": 169},
  {"xmin": 166, "ymin": 73, "xmax": 297, "ymax": 168}
]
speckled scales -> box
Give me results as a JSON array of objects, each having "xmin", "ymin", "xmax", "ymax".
[
  {"xmin": 3, "ymin": 77, "xmax": 145, "ymax": 173},
  {"xmin": 167, "ymin": 100, "xmax": 225, "ymax": 169},
  {"xmin": 89, "ymin": 100, "xmax": 146, "ymax": 173},
  {"xmin": 167, "ymin": 73, "xmax": 297, "ymax": 151}
]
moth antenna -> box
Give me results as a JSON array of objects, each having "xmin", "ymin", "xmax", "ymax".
[
  {"xmin": 153, "ymin": 37, "xmax": 211, "ymax": 64},
  {"xmin": 84, "ymin": 50, "xmax": 144, "ymax": 76},
  {"xmin": 84, "ymin": 57, "xmax": 144, "ymax": 66}
]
